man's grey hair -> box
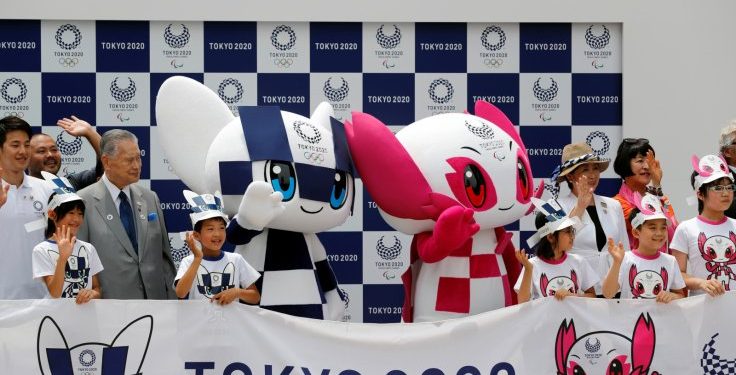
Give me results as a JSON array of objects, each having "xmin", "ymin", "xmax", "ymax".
[{"xmin": 101, "ymin": 129, "xmax": 138, "ymax": 157}]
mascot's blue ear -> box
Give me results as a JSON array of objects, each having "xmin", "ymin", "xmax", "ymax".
[{"xmin": 155, "ymin": 76, "xmax": 234, "ymax": 193}]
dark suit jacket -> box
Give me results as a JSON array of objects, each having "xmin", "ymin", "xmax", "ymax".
[{"xmin": 77, "ymin": 179, "xmax": 176, "ymax": 299}]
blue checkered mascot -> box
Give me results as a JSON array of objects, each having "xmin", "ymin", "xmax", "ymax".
[{"xmin": 156, "ymin": 76, "xmax": 353, "ymax": 320}]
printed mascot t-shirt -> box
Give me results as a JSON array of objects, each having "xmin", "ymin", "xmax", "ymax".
[
  {"xmin": 32, "ymin": 239, "xmax": 104, "ymax": 298},
  {"xmin": 670, "ymin": 215, "xmax": 736, "ymax": 295},
  {"xmin": 513, "ymin": 252, "xmax": 599, "ymax": 300},
  {"xmin": 175, "ymin": 251, "xmax": 260, "ymax": 301},
  {"xmin": 616, "ymin": 250, "xmax": 685, "ymax": 299}
]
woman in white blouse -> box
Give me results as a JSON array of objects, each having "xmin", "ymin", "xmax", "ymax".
[{"xmin": 552, "ymin": 142, "xmax": 630, "ymax": 296}]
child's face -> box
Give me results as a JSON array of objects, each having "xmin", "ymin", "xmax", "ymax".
[
  {"xmin": 194, "ymin": 218, "xmax": 226, "ymax": 251},
  {"xmin": 53, "ymin": 207, "xmax": 84, "ymax": 237},
  {"xmin": 633, "ymin": 219, "xmax": 667, "ymax": 251},
  {"xmin": 700, "ymin": 177, "xmax": 734, "ymax": 213},
  {"xmin": 554, "ymin": 226, "xmax": 576, "ymax": 252}
]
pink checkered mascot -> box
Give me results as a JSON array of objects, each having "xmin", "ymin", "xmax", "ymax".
[{"xmin": 346, "ymin": 100, "xmax": 544, "ymax": 322}]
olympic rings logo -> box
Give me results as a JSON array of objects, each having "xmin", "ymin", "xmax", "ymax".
[
  {"xmin": 483, "ymin": 58, "xmax": 503, "ymax": 68},
  {"xmin": 303, "ymin": 152, "xmax": 325, "ymax": 164},
  {"xmin": 58, "ymin": 57, "xmax": 79, "ymax": 67},
  {"xmin": 273, "ymin": 58, "xmax": 293, "ymax": 68},
  {"xmin": 3, "ymin": 111, "xmax": 24, "ymax": 118}
]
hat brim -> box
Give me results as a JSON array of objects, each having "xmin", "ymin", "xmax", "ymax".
[{"xmin": 555, "ymin": 159, "xmax": 610, "ymax": 182}]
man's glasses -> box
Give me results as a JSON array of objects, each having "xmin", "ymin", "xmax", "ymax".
[{"xmin": 707, "ymin": 184, "xmax": 736, "ymax": 192}]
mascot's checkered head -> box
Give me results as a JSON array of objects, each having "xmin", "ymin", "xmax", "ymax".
[{"xmin": 155, "ymin": 76, "xmax": 354, "ymax": 234}]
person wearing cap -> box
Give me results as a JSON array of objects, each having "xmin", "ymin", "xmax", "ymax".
[
  {"xmin": 612, "ymin": 138, "xmax": 678, "ymax": 253},
  {"xmin": 174, "ymin": 190, "xmax": 260, "ymax": 304},
  {"xmin": 31, "ymin": 172, "xmax": 103, "ymax": 303},
  {"xmin": 602, "ymin": 194, "xmax": 685, "ymax": 302},
  {"xmin": 514, "ymin": 198, "xmax": 598, "ymax": 303},
  {"xmin": 0, "ymin": 115, "xmax": 52, "ymax": 299},
  {"xmin": 670, "ymin": 154, "xmax": 736, "ymax": 297},
  {"xmin": 552, "ymin": 142, "xmax": 630, "ymax": 296}
]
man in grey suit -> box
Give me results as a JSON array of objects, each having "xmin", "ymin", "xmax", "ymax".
[{"xmin": 77, "ymin": 129, "xmax": 176, "ymax": 299}]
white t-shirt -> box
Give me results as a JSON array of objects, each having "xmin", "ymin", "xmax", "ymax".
[
  {"xmin": 175, "ymin": 251, "xmax": 260, "ymax": 301},
  {"xmin": 514, "ymin": 253, "xmax": 599, "ymax": 300},
  {"xmin": 0, "ymin": 175, "xmax": 52, "ymax": 299},
  {"xmin": 32, "ymin": 239, "xmax": 104, "ymax": 298},
  {"xmin": 670, "ymin": 215, "xmax": 736, "ymax": 295},
  {"xmin": 616, "ymin": 250, "xmax": 685, "ymax": 299}
]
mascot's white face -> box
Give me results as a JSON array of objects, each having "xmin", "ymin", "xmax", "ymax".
[
  {"xmin": 394, "ymin": 113, "xmax": 534, "ymax": 230},
  {"xmin": 156, "ymin": 76, "xmax": 354, "ymax": 234}
]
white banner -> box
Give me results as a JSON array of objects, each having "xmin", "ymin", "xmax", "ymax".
[{"xmin": 2, "ymin": 293, "xmax": 735, "ymax": 374}]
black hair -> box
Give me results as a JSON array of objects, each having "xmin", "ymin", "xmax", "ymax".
[
  {"xmin": 533, "ymin": 212, "xmax": 560, "ymax": 260},
  {"xmin": 691, "ymin": 172, "xmax": 733, "ymax": 214},
  {"xmin": 613, "ymin": 139, "xmax": 654, "ymax": 178},
  {"xmin": 628, "ymin": 207, "xmax": 642, "ymax": 229},
  {"xmin": 0, "ymin": 115, "xmax": 32, "ymax": 147},
  {"xmin": 45, "ymin": 193, "xmax": 86, "ymax": 238},
  {"xmin": 193, "ymin": 216, "xmax": 227, "ymax": 232}
]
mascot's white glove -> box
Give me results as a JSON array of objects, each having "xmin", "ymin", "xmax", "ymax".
[
  {"xmin": 324, "ymin": 289, "xmax": 346, "ymax": 321},
  {"xmin": 236, "ymin": 181, "xmax": 286, "ymax": 231}
]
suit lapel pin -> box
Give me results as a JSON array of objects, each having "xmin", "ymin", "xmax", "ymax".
[{"xmin": 106, "ymin": 214, "xmax": 113, "ymax": 221}]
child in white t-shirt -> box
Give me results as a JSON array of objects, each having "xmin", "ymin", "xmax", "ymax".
[
  {"xmin": 671, "ymin": 154, "xmax": 735, "ymax": 297},
  {"xmin": 31, "ymin": 172, "xmax": 103, "ymax": 303},
  {"xmin": 175, "ymin": 190, "xmax": 261, "ymax": 304},
  {"xmin": 603, "ymin": 193, "xmax": 685, "ymax": 302},
  {"xmin": 515, "ymin": 198, "xmax": 599, "ymax": 302}
]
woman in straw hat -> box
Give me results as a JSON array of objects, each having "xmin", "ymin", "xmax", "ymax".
[{"xmin": 552, "ymin": 142, "xmax": 630, "ymax": 297}]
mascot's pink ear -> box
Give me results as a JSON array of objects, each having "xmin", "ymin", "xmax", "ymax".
[
  {"xmin": 346, "ymin": 112, "xmax": 457, "ymax": 221},
  {"xmin": 473, "ymin": 100, "xmax": 525, "ymax": 152}
]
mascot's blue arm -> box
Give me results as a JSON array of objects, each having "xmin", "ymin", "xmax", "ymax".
[{"xmin": 226, "ymin": 218, "xmax": 264, "ymax": 245}]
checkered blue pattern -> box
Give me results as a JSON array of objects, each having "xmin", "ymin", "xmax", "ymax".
[
  {"xmin": 0, "ymin": 20, "xmax": 622, "ymax": 322},
  {"xmin": 702, "ymin": 334, "xmax": 736, "ymax": 374}
]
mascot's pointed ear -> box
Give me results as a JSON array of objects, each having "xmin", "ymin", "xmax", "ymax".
[
  {"xmin": 110, "ymin": 315, "xmax": 153, "ymax": 375},
  {"xmin": 37, "ymin": 316, "xmax": 70, "ymax": 375},
  {"xmin": 155, "ymin": 76, "xmax": 235, "ymax": 193},
  {"xmin": 473, "ymin": 100, "xmax": 525, "ymax": 152},
  {"xmin": 311, "ymin": 102, "xmax": 335, "ymax": 128}
]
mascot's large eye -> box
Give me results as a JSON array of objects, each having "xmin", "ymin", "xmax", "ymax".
[
  {"xmin": 516, "ymin": 154, "xmax": 533, "ymax": 202},
  {"xmin": 267, "ymin": 161, "xmax": 296, "ymax": 201},
  {"xmin": 606, "ymin": 360, "xmax": 623, "ymax": 375},
  {"xmin": 464, "ymin": 164, "xmax": 486, "ymax": 208},
  {"xmin": 708, "ymin": 247, "xmax": 717, "ymax": 258},
  {"xmin": 653, "ymin": 283, "xmax": 662, "ymax": 295},
  {"xmin": 606, "ymin": 355, "xmax": 629, "ymax": 375},
  {"xmin": 330, "ymin": 171, "xmax": 349, "ymax": 209},
  {"xmin": 636, "ymin": 282, "xmax": 644, "ymax": 294},
  {"xmin": 571, "ymin": 363, "xmax": 586, "ymax": 375}
]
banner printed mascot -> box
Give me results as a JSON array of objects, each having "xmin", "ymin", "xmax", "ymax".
[
  {"xmin": 156, "ymin": 76, "xmax": 353, "ymax": 320},
  {"xmin": 346, "ymin": 100, "xmax": 544, "ymax": 322}
]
